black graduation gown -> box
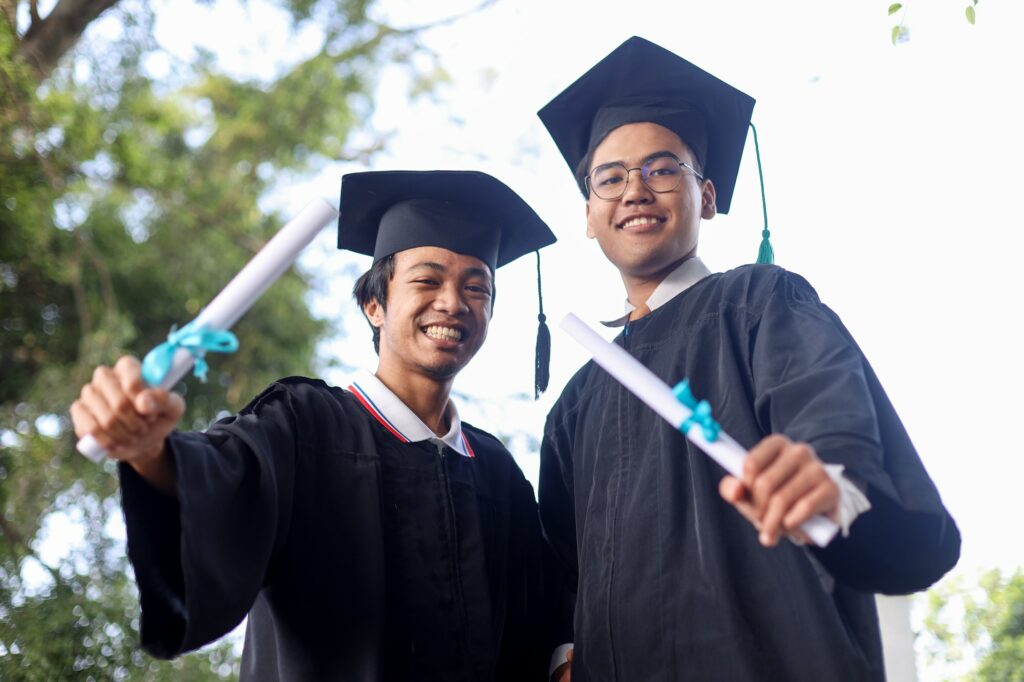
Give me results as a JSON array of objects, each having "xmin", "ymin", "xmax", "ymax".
[
  {"xmin": 539, "ymin": 264, "xmax": 960, "ymax": 682},
  {"xmin": 119, "ymin": 377, "xmax": 549, "ymax": 681}
]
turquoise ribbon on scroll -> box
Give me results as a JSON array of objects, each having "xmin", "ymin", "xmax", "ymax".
[
  {"xmin": 141, "ymin": 320, "xmax": 240, "ymax": 386},
  {"xmin": 671, "ymin": 379, "xmax": 721, "ymax": 442}
]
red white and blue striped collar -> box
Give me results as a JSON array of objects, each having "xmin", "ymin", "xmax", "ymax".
[{"xmin": 346, "ymin": 370, "xmax": 475, "ymax": 458}]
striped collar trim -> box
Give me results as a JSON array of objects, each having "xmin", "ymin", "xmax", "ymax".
[{"xmin": 346, "ymin": 370, "xmax": 474, "ymax": 458}]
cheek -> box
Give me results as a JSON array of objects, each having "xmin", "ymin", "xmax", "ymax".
[{"xmin": 585, "ymin": 202, "xmax": 606, "ymax": 239}]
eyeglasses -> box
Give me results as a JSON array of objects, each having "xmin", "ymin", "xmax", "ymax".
[{"xmin": 585, "ymin": 154, "xmax": 705, "ymax": 200}]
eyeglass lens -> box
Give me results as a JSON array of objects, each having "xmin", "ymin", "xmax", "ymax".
[{"xmin": 590, "ymin": 156, "xmax": 690, "ymax": 199}]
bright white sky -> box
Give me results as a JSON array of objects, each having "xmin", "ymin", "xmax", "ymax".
[{"xmin": 144, "ymin": 0, "xmax": 1023, "ymax": 579}]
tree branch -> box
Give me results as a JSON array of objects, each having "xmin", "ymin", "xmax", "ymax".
[
  {"xmin": 0, "ymin": 1, "xmax": 16, "ymax": 33},
  {"xmin": 18, "ymin": 0, "xmax": 120, "ymax": 80},
  {"xmin": 69, "ymin": 238, "xmax": 94, "ymax": 339}
]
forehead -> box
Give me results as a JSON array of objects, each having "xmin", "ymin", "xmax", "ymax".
[
  {"xmin": 591, "ymin": 122, "xmax": 692, "ymax": 166},
  {"xmin": 392, "ymin": 246, "xmax": 492, "ymax": 278}
]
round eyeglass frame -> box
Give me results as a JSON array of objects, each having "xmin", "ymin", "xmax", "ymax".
[{"xmin": 585, "ymin": 156, "xmax": 705, "ymax": 200}]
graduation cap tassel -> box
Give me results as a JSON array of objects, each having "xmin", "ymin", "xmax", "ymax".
[
  {"xmin": 534, "ymin": 250, "xmax": 551, "ymax": 399},
  {"xmin": 750, "ymin": 122, "xmax": 775, "ymax": 265}
]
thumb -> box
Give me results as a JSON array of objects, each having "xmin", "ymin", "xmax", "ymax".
[
  {"xmin": 719, "ymin": 475, "xmax": 747, "ymax": 504},
  {"xmin": 135, "ymin": 389, "xmax": 185, "ymax": 421}
]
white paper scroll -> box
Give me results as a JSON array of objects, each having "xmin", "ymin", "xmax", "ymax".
[
  {"xmin": 559, "ymin": 312, "xmax": 839, "ymax": 547},
  {"xmin": 76, "ymin": 198, "xmax": 339, "ymax": 462}
]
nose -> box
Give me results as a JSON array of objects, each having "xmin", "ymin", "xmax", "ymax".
[
  {"xmin": 621, "ymin": 167, "xmax": 653, "ymax": 205},
  {"xmin": 433, "ymin": 281, "xmax": 469, "ymax": 315}
]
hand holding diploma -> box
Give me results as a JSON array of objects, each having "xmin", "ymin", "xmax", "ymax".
[
  {"xmin": 559, "ymin": 313, "xmax": 839, "ymax": 548},
  {"xmin": 70, "ymin": 356, "xmax": 184, "ymax": 496},
  {"xmin": 72, "ymin": 198, "xmax": 339, "ymax": 465}
]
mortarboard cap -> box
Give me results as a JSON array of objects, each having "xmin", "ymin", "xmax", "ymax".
[
  {"xmin": 337, "ymin": 170, "xmax": 557, "ymax": 397},
  {"xmin": 337, "ymin": 170, "xmax": 554, "ymax": 270},
  {"xmin": 538, "ymin": 36, "xmax": 755, "ymax": 215}
]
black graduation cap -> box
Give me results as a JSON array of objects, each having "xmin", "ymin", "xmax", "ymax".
[
  {"xmin": 337, "ymin": 170, "xmax": 557, "ymax": 396},
  {"xmin": 337, "ymin": 170, "xmax": 554, "ymax": 269},
  {"xmin": 538, "ymin": 36, "xmax": 755, "ymax": 215}
]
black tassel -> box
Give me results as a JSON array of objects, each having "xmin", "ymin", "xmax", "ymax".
[{"xmin": 534, "ymin": 251, "xmax": 550, "ymax": 399}]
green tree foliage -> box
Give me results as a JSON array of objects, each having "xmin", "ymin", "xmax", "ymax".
[
  {"xmin": 888, "ymin": 1, "xmax": 980, "ymax": 44},
  {"xmin": 920, "ymin": 569, "xmax": 1024, "ymax": 681},
  {"xmin": 0, "ymin": 0, "xmax": 455, "ymax": 677}
]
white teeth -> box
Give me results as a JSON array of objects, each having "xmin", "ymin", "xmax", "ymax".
[
  {"xmin": 424, "ymin": 325, "xmax": 463, "ymax": 342},
  {"xmin": 620, "ymin": 216, "xmax": 662, "ymax": 229}
]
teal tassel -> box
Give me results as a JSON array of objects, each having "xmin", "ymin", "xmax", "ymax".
[
  {"xmin": 750, "ymin": 122, "xmax": 776, "ymax": 265},
  {"xmin": 757, "ymin": 228, "xmax": 774, "ymax": 265}
]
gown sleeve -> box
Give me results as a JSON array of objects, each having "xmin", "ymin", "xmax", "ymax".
[
  {"xmin": 493, "ymin": 466, "xmax": 557, "ymax": 682},
  {"xmin": 119, "ymin": 382, "xmax": 302, "ymax": 658},
  {"xmin": 538, "ymin": 399, "xmax": 580, "ymax": 651},
  {"xmin": 750, "ymin": 271, "xmax": 960, "ymax": 594}
]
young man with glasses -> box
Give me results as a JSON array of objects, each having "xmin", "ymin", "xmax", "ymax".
[
  {"xmin": 538, "ymin": 37, "xmax": 960, "ymax": 681},
  {"xmin": 70, "ymin": 171, "xmax": 558, "ymax": 681}
]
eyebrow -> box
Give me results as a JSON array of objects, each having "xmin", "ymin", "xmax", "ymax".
[
  {"xmin": 593, "ymin": 149, "xmax": 681, "ymax": 171},
  {"xmin": 409, "ymin": 261, "xmax": 447, "ymax": 273},
  {"xmin": 408, "ymin": 262, "xmax": 493, "ymax": 283}
]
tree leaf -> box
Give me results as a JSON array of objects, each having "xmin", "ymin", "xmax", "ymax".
[
  {"xmin": 966, "ymin": 6, "xmax": 976, "ymax": 24},
  {"xmin": 891, "ymin": 25, "xmax": 901, "ymax": 45},
  {"xmin": 888, "ymin": 3, "xmax": 903, "ymax": 15}
]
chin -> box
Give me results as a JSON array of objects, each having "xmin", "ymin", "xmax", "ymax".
[{"xmin": 419, "ymin": 359, "xmax": 464, "ymax": 381}]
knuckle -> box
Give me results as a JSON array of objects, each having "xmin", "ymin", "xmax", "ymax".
[
  {"xmin": 752, "ymin": 478, "xmax": 773, "ymax": 500},
  {"xmin": 794, "ymin": 443, "xmax": 813, "ymax": 461},
  {"xmin": 115, "ymin": 355, "xmax": 138, "ymax": 371}
]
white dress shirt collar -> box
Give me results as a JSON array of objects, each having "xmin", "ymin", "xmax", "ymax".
[
  {"xmin": 601, "ymin": 256, "xmax": 713, "ymax": 327},
  {"xmin": 346, "ymin": 369, "xmax": 474, "ymax": 458}
]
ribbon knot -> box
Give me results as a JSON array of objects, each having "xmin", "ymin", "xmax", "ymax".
[
  {"xmin": 672, "ymin": 379, "xmax": 721, "ymax": 442},
  {"xmin": 141, "ymin": 320, "xmax": 239, "ymax": 387}
]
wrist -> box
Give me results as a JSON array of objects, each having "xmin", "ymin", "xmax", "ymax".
[{"xmin": 129, "ymin": 441, "xmax": 177, "ymax": 497}]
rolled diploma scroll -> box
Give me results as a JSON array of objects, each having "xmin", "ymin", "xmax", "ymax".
[
  {"xmin": 559, "ymin": 313, "xmax": 839, "ymax": 547},
  {"xmin": 76, "ymin": 198, "xmax": 339, "ymax": 462}
]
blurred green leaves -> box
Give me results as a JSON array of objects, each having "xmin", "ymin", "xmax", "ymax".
[
  {"xmin": 920, "ymin": 569, "xmax": 1024, "ymax": 681},
  {"xmin": 887, "ymin": 1, "xmax": 978, "ymax": 45},
  {"xmin": 1, "ymin": 0, "xmax": 457, "ymax": 676}
]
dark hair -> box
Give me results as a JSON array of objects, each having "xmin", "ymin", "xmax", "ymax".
[
  {"xmin": 351, "ymin": 254, "xmax": 497, "ymax": 355},
  {"xmin": 575, "ymin": 132, "xmax": 705, "ymax": 199},
  {"xmin": 352, "ymin": 255, "xmax": 395, "ymax": 355}
]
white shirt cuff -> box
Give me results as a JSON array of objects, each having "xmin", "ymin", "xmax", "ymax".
[
  {"xmin": 549, "ymin": 643, "xmax": 573, "ymax": 678},
  {"xmin": 823, "ymin": 464, "xmax": 871, "ymax": 537}
]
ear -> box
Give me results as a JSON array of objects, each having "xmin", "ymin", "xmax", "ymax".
[
  {"xmin": 700, "ymin": 179, "xmax": 717, "ymax": 220},
  {"xmin": 585, "ymin": 202, "xmax": 596, "ymax": 239},
  {"xmin": 363, "ymin": 298, "xmax": 385, "ymax": 328}
]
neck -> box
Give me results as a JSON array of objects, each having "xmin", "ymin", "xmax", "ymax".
[
  {"xmin": 374, "ymin": 362, "xmax": 453, "ymax": 437},
  {"xmin": 620, "ymin": 254, "xmax": 695, "ymax": 314}
]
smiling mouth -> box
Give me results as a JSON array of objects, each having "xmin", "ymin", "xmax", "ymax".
[
  {"xmin": 617, "ymin": 215, "xmax": 666, "ymax": 229},
  {"xmin": 423, "ymin": 325, "xmax": 464, "ymax": 342}
]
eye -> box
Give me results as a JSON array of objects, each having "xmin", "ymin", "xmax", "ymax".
[
  {"xmin": 466, "ymin": 284, "xmax": 492, "ymax": 295},
  {"xmin": 646, "ymin": 161, "xmax": 681, "ymax": 177},
  {"xmin": 413, "ymin": 278, "xmax": 439, "ymax": 286}
]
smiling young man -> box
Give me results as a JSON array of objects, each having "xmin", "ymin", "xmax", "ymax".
[
  {"xmin": 537, "ymin": 38, "xmax": 960, "ymax": 681},
  {"xmin": 69, "ymin": 170, "xmax": 557, "ymax": 681}
]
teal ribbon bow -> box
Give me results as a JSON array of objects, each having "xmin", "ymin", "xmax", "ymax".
[
  {"xmin": 671, "ymin": 379, "xmax": 721, "ymax": 442},
  {"xmin": 141, "ymin": 320, "xmax": 239, "ymax": 387}
]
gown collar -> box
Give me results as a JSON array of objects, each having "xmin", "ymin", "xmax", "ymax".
[
  {"xmin": 601, "ymin": 257, "xmax": 713, "ymax": 328},
  {"xmin": 346, "ymin": 369, "xmax": 475, "ymax": 458}
]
